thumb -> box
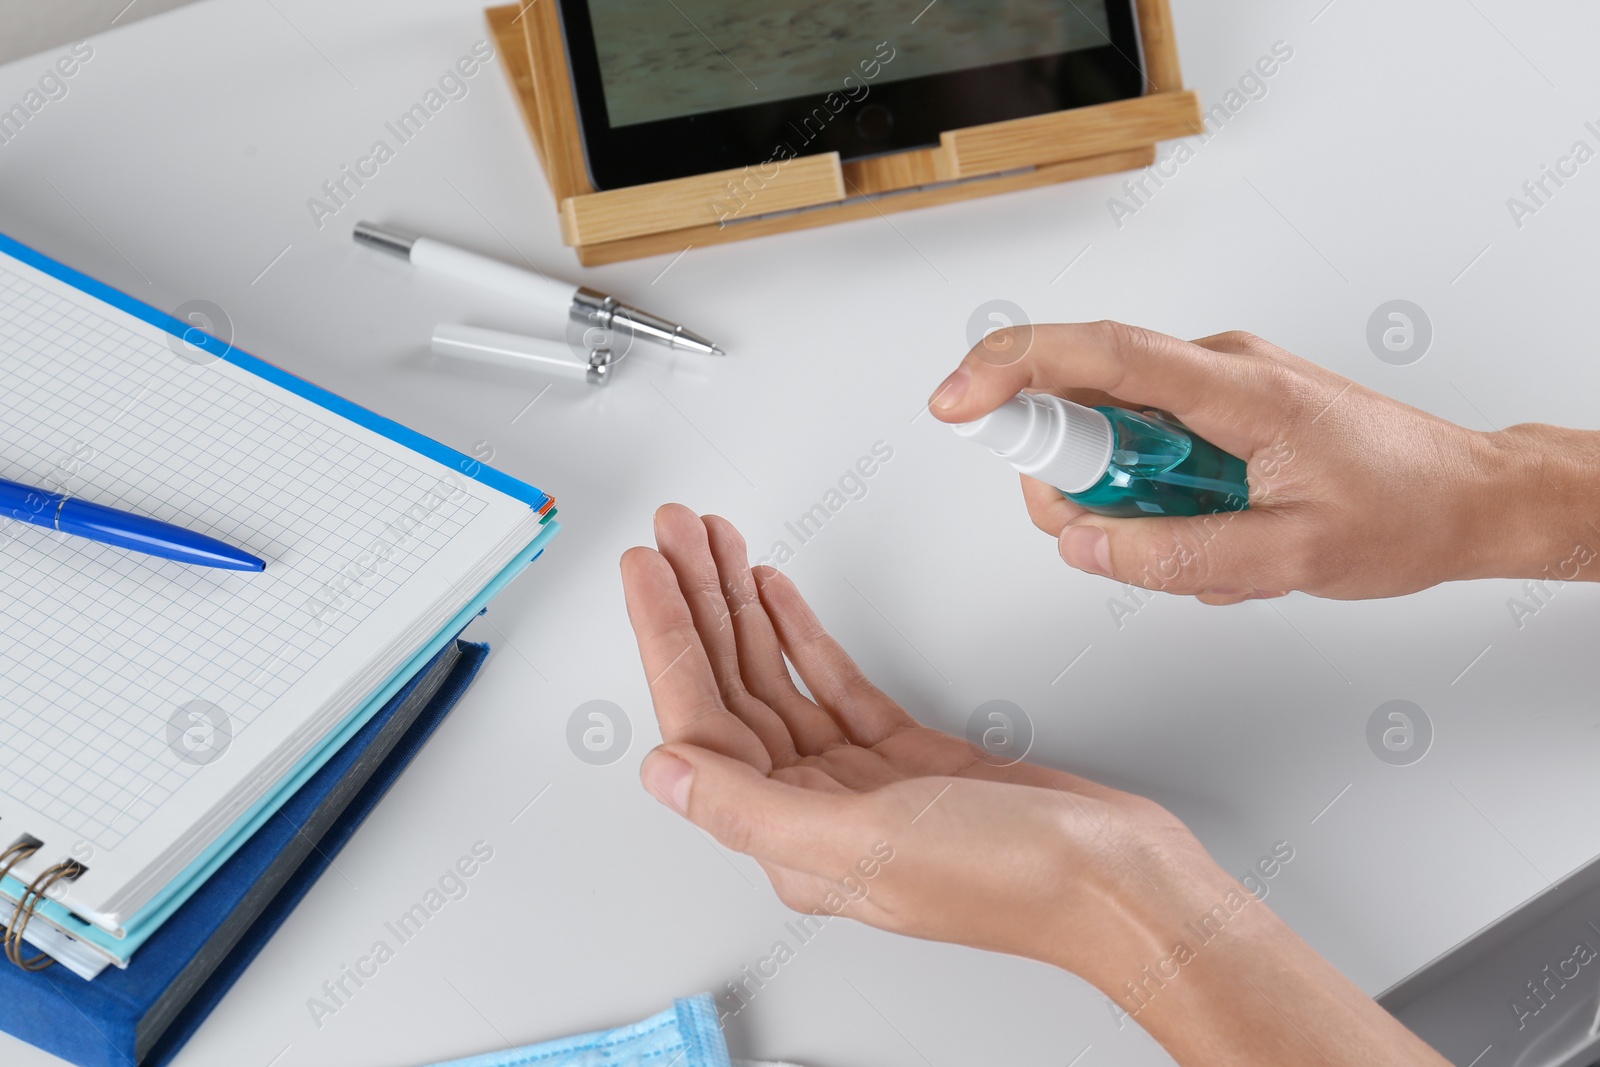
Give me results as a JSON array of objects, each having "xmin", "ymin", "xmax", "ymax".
[
  {"xmin": 1057, "ymin": 509, "xmax": 1304, "ymax": 596},
  {"xmin": 640, "ymin": 743, "xmax": 858, "ymax": 873}
]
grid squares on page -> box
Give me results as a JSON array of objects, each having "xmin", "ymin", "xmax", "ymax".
[{"xmin": 0, "ymin": 266, "xmax": 486, "ymax": 848}]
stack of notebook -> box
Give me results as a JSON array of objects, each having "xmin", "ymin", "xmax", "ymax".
[{"xmin": 0, "ymin": 231, "xmax": 559, "ymax": 1066}]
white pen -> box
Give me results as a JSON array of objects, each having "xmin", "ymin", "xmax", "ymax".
[{"xmin": 353, "ymin": 221, "xmax": 724, "ymax": 357}]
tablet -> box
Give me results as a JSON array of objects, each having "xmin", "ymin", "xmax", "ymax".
[{"xmin": 557, "ymin": 0, "xmax": 1145, "ymax": 190}]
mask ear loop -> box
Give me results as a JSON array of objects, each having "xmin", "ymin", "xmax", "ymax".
[{"xmin": 4, "ymin": 858, "xmax": 83, "ymax": 971}]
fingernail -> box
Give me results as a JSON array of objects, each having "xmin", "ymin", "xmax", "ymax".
[
  {"xmin": 642, "ymin": 751, "xmax": 692, "ymax": 814},
  {"xmin": 1251, "ymin": 589, "xmax": 1290, "ymax": 600},
  {"xmin": 1060, "ymin": 526, "xmax": 1112, "ymax": 577},
  {"xmin": 929, "ymin": 368, "xmax": 970, "ymax": 411}
]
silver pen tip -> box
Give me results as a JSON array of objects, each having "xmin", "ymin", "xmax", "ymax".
[{"xmin": 672, "ymin": 328, "xmax": 722, "ymax": 356}]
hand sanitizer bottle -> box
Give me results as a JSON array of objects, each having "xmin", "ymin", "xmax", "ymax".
[{"xmin": 952, "ymin": 392, "xmax": 1249, "ymax": 518}]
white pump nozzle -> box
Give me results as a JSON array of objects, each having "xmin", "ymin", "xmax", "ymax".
[{"xmin": 952, "ymin": 392, "xmax": 1115, "ymax": 494}]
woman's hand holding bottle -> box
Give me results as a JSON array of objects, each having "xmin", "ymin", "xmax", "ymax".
[{"xmin": 930, "ymin": 321, "xmax": 1600, "ymax": 604}]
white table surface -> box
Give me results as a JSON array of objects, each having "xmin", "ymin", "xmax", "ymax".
[
  {"xmin": 2, "ymin": 2, "xmax": 1598, "ymax": 1065},
  {"xmin": 0, "ymin": 1, "xmax": 201, "ymax": 66}
]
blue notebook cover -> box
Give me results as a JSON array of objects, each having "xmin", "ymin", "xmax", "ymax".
[{"xmin": 0, "ymin": 636, "xmax": 492, "ymax": 1067}]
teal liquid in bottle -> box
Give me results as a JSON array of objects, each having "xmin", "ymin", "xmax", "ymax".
[{"xmin": 952, "ymin": 393, "xmax": 1249, "ymax": 519}]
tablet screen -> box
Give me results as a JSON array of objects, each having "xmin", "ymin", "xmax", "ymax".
[{"xmin": 590, "ymin": 0, "xmax": 1114, "ymax": 128}]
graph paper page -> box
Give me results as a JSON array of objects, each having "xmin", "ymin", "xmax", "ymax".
[{"xmin": 0, "ymin": 250, "xmax": 540, "ymax": 931}]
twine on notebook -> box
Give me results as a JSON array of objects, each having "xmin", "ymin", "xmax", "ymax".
[{"xmin": 3, "ymin": 858, "xmax": 83, "ymax": 970}]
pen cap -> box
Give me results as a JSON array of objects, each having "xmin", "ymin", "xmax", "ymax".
[
  {"xmin": 431, "ymin": 323, "xmax": 611, "ymax": 385},
  {"xmin": 952, "ymin": 392, "xmax": 1114, "ymax": 494}
]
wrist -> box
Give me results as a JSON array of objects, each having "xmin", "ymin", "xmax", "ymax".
[
  {"xmin": 1468, "ymin": 424, "xmax": 1600, "ymax": 582},
  {"xmin": 1040, "ymin": 821, "xmax": 1244, "ymax": 995},
  {"xmin": 1069, "ymin": 860, "xmax": 1252, "ymax": 1000}
]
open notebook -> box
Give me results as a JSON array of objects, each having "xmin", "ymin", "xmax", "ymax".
[{"xmin": 0, "ymin": 232, "xmax": 555, "ymax": 949}]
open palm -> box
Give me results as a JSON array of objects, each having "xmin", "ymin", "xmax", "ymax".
[{"xmin": 620, "ymin": 503, "xmax": 1203, "ymax": 963}]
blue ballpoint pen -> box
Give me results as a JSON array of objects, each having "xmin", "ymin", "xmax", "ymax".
[{"xmin": 0, "ymin": 476, "xmax": 265, "ymax": 571}]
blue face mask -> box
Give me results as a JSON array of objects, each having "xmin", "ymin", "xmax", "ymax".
[{"xmin": 421, "ymin": 994, "xmax": 795, "ymax": 1067}]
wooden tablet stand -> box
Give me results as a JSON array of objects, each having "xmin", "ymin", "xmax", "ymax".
[{"xmin": 485, "ymin": 1, "xmax": 1202, "ymax": 265}]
